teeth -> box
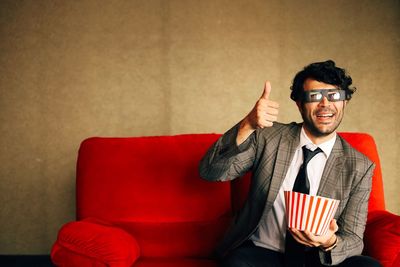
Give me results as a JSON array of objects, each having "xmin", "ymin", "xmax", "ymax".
[{"xmin": 317, "ymin": 114, "xmax": 333, "ymax": 117}]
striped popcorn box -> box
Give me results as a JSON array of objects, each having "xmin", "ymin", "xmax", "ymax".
[{"xmin": 284, "ymin": 191, "xmax": 340, "ymax": 236}]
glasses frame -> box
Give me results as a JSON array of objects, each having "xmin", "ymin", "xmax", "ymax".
[{"xmin": 302, "ymin": 89, "xmax": 347, "ymax": 103}]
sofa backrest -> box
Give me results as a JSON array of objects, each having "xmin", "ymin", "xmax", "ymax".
[
  {"xmin": 77, "ymin": 132, "xmax": 384, "ymax": 219},
  {"xmin": 77, "ymin": 134, "xmax": 228, "ymax": 222}
]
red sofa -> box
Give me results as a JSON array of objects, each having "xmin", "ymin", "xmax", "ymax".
[{"xmin": 51, "ymin": 133, "xmax": 400, "ymax": 267}]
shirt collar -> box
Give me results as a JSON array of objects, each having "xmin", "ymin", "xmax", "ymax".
[{"xmin": 299, "ymin": 127, "xmax": 336, "ymax": 158}]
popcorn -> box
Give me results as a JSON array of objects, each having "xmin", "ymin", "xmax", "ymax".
[{"xmin": 284, "ymin": 191, "xmax": 340, "ymax": 236}]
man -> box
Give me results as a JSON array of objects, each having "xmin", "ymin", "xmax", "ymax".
[{"xmin": 199, "ymin": 60, "xmax": 381, "ymax": 267}]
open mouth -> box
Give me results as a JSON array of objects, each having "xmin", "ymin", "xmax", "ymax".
[
  {"xmin": 315, "ymin": 110, "xmax": 336, "ymax": 124},
  {"xmin": 315, "ymin": 108, "xmax": 336, "ymax": 119},
  {"xmin": 316, "ymin": 113, "xmax": 334, "ymax": 118}
]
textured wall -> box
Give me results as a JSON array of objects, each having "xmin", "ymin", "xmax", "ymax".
[{"xmin": 0, "ymin": 0, "xmax": 398, "ymax": 254}]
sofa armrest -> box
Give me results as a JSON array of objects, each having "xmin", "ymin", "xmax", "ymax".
[
  {"xmin": 51, "ymin": 218, "xmax": 140, "ymax": 267},
  {"xmin": 364, "ymin": 210, "xmax": 400, "ymax": 267}
]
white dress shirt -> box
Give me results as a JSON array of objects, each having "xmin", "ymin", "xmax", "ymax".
[{"xmin": 250, "ymin": 127, "xmax": 337, "ymax": 252}]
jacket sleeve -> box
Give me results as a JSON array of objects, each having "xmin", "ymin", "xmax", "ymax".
[
  {"xmin": 199, "ymin": 122, "xmax": 257, "ymax": 182},
  {"xmin": 319, "ymin": 160, "xmax": 375, "ymax": 265}
]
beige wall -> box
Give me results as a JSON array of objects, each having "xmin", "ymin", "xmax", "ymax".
[{"xmin": 0, "ymin": 0, "xmax": 398, "ymax": 254}]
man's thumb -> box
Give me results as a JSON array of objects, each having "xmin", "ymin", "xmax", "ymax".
[
  {"xmin": 330, "ymin": 219, "xmax": 338, "ymax": 232},
  {"xmin": 261, "ymin": 81, "xmax": 272, "ymax": 100}
]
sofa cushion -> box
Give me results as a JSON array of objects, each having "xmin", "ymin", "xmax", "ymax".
[
  {"xmin": 134, "ymin": 258, "xmax": 217, "ymax": 267},
  {"xmin": 113, "ymin": 215, "xmax": 231, "ymax": 258},
  {"xmin": 51, "ymin": 218, "xmax": 140, "ymax": 267}
]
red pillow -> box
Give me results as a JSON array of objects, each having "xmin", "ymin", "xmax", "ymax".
[
  {"xmin": 365, "ymin": 211, "xmax": 400, "ymax": 267},
  {"xmin": 51, "ymin": 218, "xmax": 140, "ymax": 266}
]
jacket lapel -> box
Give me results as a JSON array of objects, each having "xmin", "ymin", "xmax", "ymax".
[
  {"xmin": 317, "ymin": 136, "xmax": 345, "ymax": 199},
  {"xmin": 264, "ymin": 125, "xmax": 301, "ymax": 208}
]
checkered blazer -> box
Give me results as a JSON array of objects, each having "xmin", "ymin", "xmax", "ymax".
[{"xmin": 199, "ymin": 122, "xmax": 375, "ymax": 265}]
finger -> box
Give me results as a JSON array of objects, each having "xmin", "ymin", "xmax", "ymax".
[
  {"xmin": 303, "ymin": 228, "xmax": 336, "ymax": 247},
  {"xmin": 263, "ymin": 121, "xmax": 273, "ymax": 127},
  {"xmin": 266, "ymin": 106, "xmax": 279, "ymax": 115},
  {"xmin": 302, "ymin": 229, "xmax": 318, "ymax": 242},
  {"xmin": 290, "ymin": 229, "xmax": 309, "ymax": 243},
  {"xmin": 330, "ymin": 219, "xmax": 339, "ymax": 232},
  {"xmin": 255, "ymin": 110, "xmax": 275, "ymax": 127},
  {"xmin": 256, "ymin": 99, "xmax": 279, "ymax": 111},
  {"xmin": 267, "ymin": 100, "xmax": 280, "ymax": 109},
  {"xmin": 297, "ymin": 230, "xmax": 321, "ymax": 247},
  {"xmin": 265, "ymin": 114, "xmax": 278, "ymax": 122},
  {"xmin": 289, "ymin": 230, "xmax": 313, "ymax": 247},
  {"xmin": 256, "ymin": 118, "xmax": 273, "ymax": 128},
  {"xmin": 260, "ymin": 81, "xmax": 272, "ymax": 100}
]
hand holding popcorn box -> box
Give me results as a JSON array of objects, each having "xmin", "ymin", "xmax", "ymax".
[{"xmin": 284, "ymin": 191, "xmax": 340, "ymax": 236}]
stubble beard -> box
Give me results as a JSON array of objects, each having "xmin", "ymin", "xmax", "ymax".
[{"xmin": 301, "ymin": 110, "xmax": 344, "ymax": 138}]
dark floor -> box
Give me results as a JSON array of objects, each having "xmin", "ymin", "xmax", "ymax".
[{"xmin": 0, "ymin": 256, "xmax": 54, "ymax": 267}]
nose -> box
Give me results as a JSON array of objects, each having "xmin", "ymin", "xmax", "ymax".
[{"xmin": 318, "ymin": 96, "xmax": 330, "ymax": 107}]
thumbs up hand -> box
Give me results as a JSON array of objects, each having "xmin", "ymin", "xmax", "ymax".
[
  {"xmin": 246, "ymin": 81, "xmax": 280, "ymax": 129},
  {"xmin": 236, "ymin": 81, "xmax": 279, "ymax": 144}
]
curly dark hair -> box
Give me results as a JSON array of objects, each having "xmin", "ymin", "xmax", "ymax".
[{"xmin": 290, "ymin": 60, "xmax": 356, "ymax": 101}]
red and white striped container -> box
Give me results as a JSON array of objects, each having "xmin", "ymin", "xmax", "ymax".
[{"xmin": 284, "ymin": 191, "xmax": 340, "ymax": 236}]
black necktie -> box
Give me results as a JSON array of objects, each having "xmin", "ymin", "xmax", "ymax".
[
  {"xmin": 292, "ymin": 146, "xmax": 323, "ymax": 194},
  {"xmin": 284, "ymin": 146, "xmax": 322, "ymax": 267}
]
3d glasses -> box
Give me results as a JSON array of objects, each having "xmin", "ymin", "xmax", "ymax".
[{"xmin": 302, "ymin": 89, "xmax": 347, "ymax": 103}]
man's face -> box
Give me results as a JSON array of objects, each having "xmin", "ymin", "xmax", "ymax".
[{"xmin": 297, "ymin": 78, "xmax": 346, "ymax": 140}]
